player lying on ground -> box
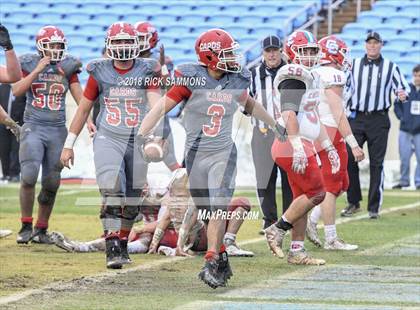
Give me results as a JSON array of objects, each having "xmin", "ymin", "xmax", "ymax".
[
  {"xmin": 306, "ymin": 35, "xmax": 364, "ymax": 251},
  {"xmin": 12, "ymin": 25, "xmax": 82, "ymax": 244},
  {"xmin": 137, "ymin": 28, "xmax": 286, "ymax": 289}
]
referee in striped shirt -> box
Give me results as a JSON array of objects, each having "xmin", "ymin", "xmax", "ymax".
[
  {"xmin": 249, "ymin": 35, "xmax": 292, "ymax": 231},
  {"xmin": 342, "ymin": 32, "xmax": 410, "ymax": 219}
]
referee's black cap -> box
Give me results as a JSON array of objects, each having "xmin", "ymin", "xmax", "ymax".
[
  {"xmin": 365, "ymin": 31, "xmax": 383, "ymax": 43},
  {"xmin": 262, "ymin": 35, "xmax": 282, "ymax": 50}
]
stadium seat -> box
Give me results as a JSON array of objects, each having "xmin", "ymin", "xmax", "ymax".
[
  {"xmin": 178, "ymin": 14, "xmax": 206, "ymax": 24},
  {"xmin": 48, "ymin": 2, "xmax": 80, "ymax": 12},
  {"xmin": 235, "ymin": 15, "xmax": 265, "ymax": 26},
  {"xmin": 251, "ymin": 26, "xmax": 281, "ymax": 39},
  {"xmin": 190, "ymin": 4, "xmax": 223, "ymax": 15},
  {"xmin": 4, "ymin": 11, "xmax": 35, "ymax": 21},
  {"xmin": 385, "ymin": 38, "xmax": 414, "ymax": 50},
  {"xmin": 402, "ymin": 26, "xmax": 420, "ymax": 39},
  {"xmin": 66, "ymin": 34, "xmax": 90, "ymax": 45},
  {"xmin": 123, "ymin": 13, "xmax": 151, "ymax": 24},
  {"xmin": 22, "ymin": 2, "xmax": 52, "ymax": 12},
  {"xmin": 81, "ymin": 2, "xmax": 108, "ymax": 13},
  {"xmin": 398, "ymin": 60, "xmax": 416, "ymax": 77},
  {"xmin": 384, "ymin": 16, "xmax": 414, "ymax": 29},
  {"xmin": 221, "ymin": 4, "xmax": 252, "ymax": 15},
  {"xmin": 224, "ymin": 26, "xmax": 250, "ymax": 39},
  {"xmin": 350, "ymin": 47, "xmax": 365, "ymax": 59},
  {"xmin": 89, "ymin": 35, "xmax": 106, "ymax": 48},
  {"xmin": 136, "ymin": 3, "xmax": 164, "ymax": 12},
  {"xmin": 64, "ymin": 13, "xmax": 93, "ymax": 24},
  {"xmin": 163, "ymin": 3, "xmax": 193, "ymax": 15},
  {"xmin": 34, "ymin": 12, "xmax": 65, "ymax": 24},
  {"xmin": 400, "ymin": 3, "xmax": 420, "ymax": 14},
  {"xmin": 207, "ymin": 15, "xmax": 236, "ymax": 26},
  {"xmin": 381, "ymin": 49, "xmax": 401, "ymax": 60},
  {"xmin": 150, "ymin": 14, "xmax": 179, "ymax": 25},
  {"xmin": 78, "ymin": 24, "xmax": 107, "ymax": 34},
  {"xmin": 372, "ymin": 1, "xmax": 401, "ymax": 11},
  {"xmin": 250, "ymin": 4, "xmax": 280, "ymax": 14},
  {"xmin": 341, "ymin": 23, "xmax": 370, "ymax": 35},
  {"xmin": 238, "ymin": 38, "xmax": 259, "ymax": 50},
  {"xmin": 175, "ymin": 36, "xmax": 197, "ymax": 48},
  {"xmin": 2, "ymin": 2, "xmax": 23, "ymax": 13},
  {"xmin": 163, "ymin": 25, "xmax": 193, "ymax": 36},
  {"xmin": 357, "ymin": 14, "xmax": 384, "ymax": 28},
  {"xmin": 374, "ymin": 26, "xmax": 398, "ymax": 38},
  {"xmin": 92, "ymin": 13, "xmax": 124, "ymax": 24}
]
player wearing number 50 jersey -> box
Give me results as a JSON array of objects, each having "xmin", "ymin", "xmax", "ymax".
[
  {"xmin": 137, "ymin": 28, "xmax": 286, "ymax": 289},
  {"xmin": 60, "ymin": 22, "xmax": 161, "ymax": 269},
  {"xmin": 12, "ymin": 25, "xmax": 83, "ymax": 245}
]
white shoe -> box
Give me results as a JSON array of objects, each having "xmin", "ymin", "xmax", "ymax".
[
  {"xmin": 264, "ymin": 224, "xmax": 285, "ymax": 258},
  {"xmin": 306, "ymin": 219, "xmax": 322, "ymax": 248},
  {"xmin": 50, "ymin": 231, "xmax": 76, "ymax": 252},
  {"xmin": 324, "ymin": 238, "xmax": 358, "ymax": 251},
  {"xmin": 0, "ymin": 229, "xmax": 12, "ymax": 238},
  {"xmin": 225, "ymin": 240, "xmax": 254, "ymax": 257}
]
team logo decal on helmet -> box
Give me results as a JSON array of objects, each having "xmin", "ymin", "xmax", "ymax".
[{"xmin": 319, "ymin": 35, "xmax": 351, "ymax": 71}]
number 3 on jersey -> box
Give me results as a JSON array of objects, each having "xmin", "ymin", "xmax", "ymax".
[{"xmin": 203, "ymin": 104, "xmax": 225, "ymax": 137}]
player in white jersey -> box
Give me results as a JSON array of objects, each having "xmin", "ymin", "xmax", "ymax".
[
  {"xmin": 266, "ymin": 30, "xmax": 342, "ymax": 265},
  {"xmin": 306, "ymin": 35, "xmax": 364, "ymax": 250}
]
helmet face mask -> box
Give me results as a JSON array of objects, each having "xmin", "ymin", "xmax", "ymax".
[
  {"xmin": 106, "ymin": 22, "xmax": 140, "ymax": 61},
  {"xmin": 36, "ymin": 26, "xmax": 67, "ymax": 63},
  {"xmin": 137, "ymin": 32, "xmax": 152, "ymax": 52},
  {"xmin": 292, "ymin": 44, "xmax": 320, "ymax": 69},
  {"xmin": 134, "ymin": 21, "xmax": 159, "ymax": 53},
  {"xmin": 285, "ymin": 30, "xmax": 320, "ymax": 70},
  {"xmin": 215, "ymin": 42, "xmax": 243, "ymax": 73}
]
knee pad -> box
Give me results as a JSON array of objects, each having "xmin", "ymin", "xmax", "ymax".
[
  {"xmin": 20, "ymin": 162, "xmax": 39, "ymax": 186},
  {"xmin": 309, "ymin": 191, "xmax": 326, "ymax": 206},
  {"xmin": 228, "ymin": 197, "xmax": 251, "ymax": 212},
  {"xmin": 37, "ymin": 188, "xmax": 57, "ymax": 206},
  {"xmin": 122, "ymin": 205, "xmax": 140, "ymax": 221},
  {"xmin": 103, "ymin": 205, "xmax": 122, "ymax": 219}
]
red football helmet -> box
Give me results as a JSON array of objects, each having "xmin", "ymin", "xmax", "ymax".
[
  {"xmin": 134, "ymin": 21, "xmax": 159, "ymax": 52},
  {"xmin": 195, "ymin": 28, "xmax": 243, "ymax": 73},
  {"xmin": 319, "ymin": 35, "xmax": 350, "ymax": 71},
  {"xmin": 105, "ymin": 22, "xmax": 140, "ymax": 61},
  {"xmin": 36, "ymin": 25, "xmax": 67, "ymax": 63},
  {"xmin": 284, "ymin": 30, "xmax": 320, "ymax": 69}
]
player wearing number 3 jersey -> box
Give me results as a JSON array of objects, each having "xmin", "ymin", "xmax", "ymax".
[
  {"xmin": 60, "ymin": 22, "xmax": 161, "ymax": 269},
  {"xmin": 12, "ymin": 25, "xmax": 83, "ymax": 245},
  {"xmin": 137, "ymin": 28, "xmax": 286, "ymax": 289}
]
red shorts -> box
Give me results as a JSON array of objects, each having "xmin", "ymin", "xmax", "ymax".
[
  {"xmin": 159, "ymin": 228, "xmax": 178, "ymax": 248},
  {"xmin": 272, "ymin": 138, "xmax": 325, "ymax": 200},
  {"xmin": 316, "ymin": 127, "xmax": 349, "ymax": 196}
]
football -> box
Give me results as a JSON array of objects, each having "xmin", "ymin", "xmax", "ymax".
[{"xmin": 143, "ymin": 136, "xmax": 167, "ymax": 162}]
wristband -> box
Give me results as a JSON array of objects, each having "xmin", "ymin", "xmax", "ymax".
[
  {"xmin": 161, "ymin": 64, "xmax": 169, "ymax": 76},
  {"xmin": 321, "ymin": 139, "xmax": 333, "ymax": 151},
  {"xmin": 63, "ymin": 132, "xmax": 77, "ymax": 149},
  {"xmin": 290, "ymin": 136, "xmax": 304, "ymax": 151},
  {"xmin": 345, "ymin": 134, "xmax": 358, "ymax": 148}
]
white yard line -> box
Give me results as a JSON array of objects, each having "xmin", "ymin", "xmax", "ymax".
[{"xmin": 1, "ymin": 201, "xmax": 419, "ymax": 306}]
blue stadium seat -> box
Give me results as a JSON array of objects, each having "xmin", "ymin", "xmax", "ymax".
[
  {"xmin": 350, "ymin": 47, "xmax": 365, "ymax": 59},
  {"xmin": 12, "ymin": 43, "xmax": 30, "ymax": 55},
  {"xmin": 250, "ymin": 4, "xmax": 280, "ymax": 14},
  {"xmin": 224, "ymin": 26, "xmax": 251, "ymax": 40},
  {"xmin": 150, "ymin": 14, "xmax": 179, "ymax": 25},
  {"xmin": 176, "ymin": 36, "xmax": 197, "ymax": 48},
  {"xmin": 178, "ymin": 14, "xmax": 206, "ymax": 24},
  {"xmin": 190, "ymin": 4, "xmax": 224, "ymax": 15},
  {"xmin": 385, "ymin": 38, "xmax": 414, "ymax": 49},
  {"xmin": 338, "ymin": 33, "xmax": 358, "ymax": 46},
  {"xmin": 1, "ymin": 2, "xmax": 23, "ymax": 13},
  {"xmin": 22, "ymin": 2, "xmax": 52, "ymax": 12},
  {"xmin": 372, "ymin": 1, "xmax": 401, "ymax": 11},
  {"xmin": 251, "ymin": 26, "xmax": 281, "ymax": 39},
  {"xmin": 69, "ymin": 45, "xmax": 93, "ymax": 58},
  {"xmin": 357, "ymin": 14, "xmax": 384, "ymax": 27},
  {"xmin": 4, "ymin": 11, "xmax": 35, "ymax": 21},
  {"xmin": 80, "ymin": 2, "xmax": 108, "ymax": 13},
  {"xmin": 398, "ymin": 60, "xmax": 416, "ymax": 77},
  {"xmin": 400, "ymin": 3, "xmax": 420, "ymax": 14},
  {"xmin": 77, "ymin": 24, "xmax": 106, "ymax": 34},
  {"xmin": 238, "ymin": 38, "xmax": 259, "ymax": 50},
  {"xmin": 122, "ymin": 13, "xmax": 151, "ymax": 24},
  {"xmin": 342, "ymin": 23, "xmax": 370, "ymax": 35},
  {"xmin": 48, "ymin": 2, "xmax": 80, "ymax": 12},
  {"xmin": 66, "ymin": 34, "xmax": 90, "ymax": 45},
  {"xmin": 402, "ymin": 49, "xmax": 420, "ymax": 62},
  {"xmin": 245, "ymin": 48, "xmax": 261, "ymax": 63},
  {"xmin": 221, "ymin": 4, "xmax": 251, "ymax": 15},
  {"xmin": 384, "ymin": 16, "xmax": 414, "ymax": 29},
  {"xmin": 163, "ymin": 25, "xmax": 192, "ymax": 35},
  {"xmin": 34, "ymin": 12, "xmax": 65, "ymax": 24},
  {"xmin": 374, "ymin": 26, "xmax": 397, "ymax": 38},
  {"xmin": 381, "ymin": 49, "xmax": 401, "ymax": 60},
  {"xmin": 163, "ymin": 3, "xmax": 193, "ymax": 15},
  {"xmin": 190, "ymin": 25, "xmax": 212, "ymax": 34},
  {"xmin": 91, "ymin": 13, "xmax": 123, "ymax": 24},
  {"xmin": 400, "ymin": 30, "xmax": 420, "ymax": 42},
  {"xmin": 236, "ymin": 15, "xmax": 265, "ymax": 26},
  {"xmin": 64, "ymin": 13, "xmax": 93, "ymax": 25},
  {"xmin": 207, "ymin": 15, "xmax": 236, "ymax": 25},
  {"xmin": 371, "ymin": 3, "xmax": 399, "ymax": 15}
]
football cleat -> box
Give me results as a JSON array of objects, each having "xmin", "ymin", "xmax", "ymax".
[
  {"xmin": 340, "ymin": 203, "xmax": 361, "ymax": 217},
  {"xmin": 264, "ymin": 224, "xmax": 286, "ymax": 258},
  {"xmin": 120, "ymin": 239, "xmax": 132, "ymax": 264},
  {"xmin": 287, "ymin": 248, "xmax": 326, "ymax": 265},
  {"xmin": 16, "ymin": 223, "xmax": 33, "ymax": 244},
  {"xmin": 105, "ymin": 235, "xmax": 122, "ymax": 269},
  {"xmin": 218, "ymin": 250, "xmax": 233, "ymax": 286},
  {"xmin": 306, "ymin": 219, "xmax": 322, "ymax": 248},
  {"xmin": 31, "ymin": 227, "xmax": 54, "ymax": 244},
  {"xmin": 198, "ymin": 259, "xmax": 224, "ymax": 289},
  {"xmin": 0, "ymin": 229, "xmax": 12, "ymax": 238},
  {"xmin": 50, "ymin": 231, "xmax": 76, "ymax": 252},
  {"xmin": 324, "ymin": 238, "xmax": 358, "ymax": 251},
  {"xmin": 225, "ymin": 239, "xmax": 254, "ymax": 257}
]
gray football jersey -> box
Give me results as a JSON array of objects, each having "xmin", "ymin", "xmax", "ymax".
[
  {"xmin": 20, "ymin": 53, "xmax": 82, "ymax": 126},
  {"xmin": 87, "ymin": 58, "xmax": 160, "ymax": 137},
  {"xmin": 176, "ymin": 63, "xmax": 251, "ymax": 151}
]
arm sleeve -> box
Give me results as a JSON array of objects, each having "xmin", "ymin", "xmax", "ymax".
[
  {"xmin": 69, "ymin": 73, "xmax": 80, "ymax": 84},
  {"xmin": 83, "ymin": 75, "xmax": 99, "ymax": 101},
  {"xmin": 278, "ymin": 79, "xmax": 306, "ymax": 112},
  {"xmin": 166, "ymin": 85, "xmax": 192, "ymax": 103}
]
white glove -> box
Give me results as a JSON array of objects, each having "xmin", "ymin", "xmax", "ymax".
[
  {"xmin": 326, "ymin": 145, "xmax": 340, "ymax": 174},
  {"xmin": 291, "ymin": 137, "xmax": 307, "ymax": 174}
]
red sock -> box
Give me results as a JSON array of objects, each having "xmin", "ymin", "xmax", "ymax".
[
  {"xmin": 119, "ymin": 229, "xmax": 130, "ymax": 240},
  {"xmin": 21, "ymin": 217, "xmax": 33, "ymax": 224},
  {"xmin": 35, "ymin": 220, "xmax": 48, "ymax": 229},
  {"xmin": 105, "ymin": 232, "xmax": 120, "ymax": 240},
  {"xmin": 219, "ymin": 244, "xmax": 226, "ymax": 253},
  {"xmin": 205, "ymin": 251, "xmax": 217, "ymax": 261}
]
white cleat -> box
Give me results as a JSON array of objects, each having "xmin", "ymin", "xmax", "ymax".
[
  {"xmin": 287, "ymin": 248, "xmax": 326, "ymax": 265},
  {"xmin": 306, "ymin": 219, "xmax": 322, "ymax": 248},
  {"xmin": 324, "ymin": 238, "xmax": 358, "ymax": 251},
  {"xmin": 225, "ymin": 240, "xmax": 254, "ymax": 257},
  {"xmin": 50, "ymin": 231, "xmax": 76, "ymax": 252},
  {"xmin": 264, "ymin": 224, "xmax": 285, "ymax": 258},
  {"xmin": 0, "ymin": 229, "xmax": 12, "ymax": 238}
]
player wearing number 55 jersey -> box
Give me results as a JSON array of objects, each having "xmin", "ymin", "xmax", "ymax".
[
  {"xmin": 137, "ymin": 28, "xmax": 286, "ymax": 289},
  {"xmin": 60, "ymin": 22, "xmax": 161, "ymax": 269},
  {"xmin": 12, "ymin": 25, "xmax": 83, "ymax": 245}
]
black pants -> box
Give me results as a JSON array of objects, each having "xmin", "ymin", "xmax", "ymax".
[
  {"xmin": 251, "ymin": 127, "xmax": 292, "ymax": 228},
  {"xmin": 0, "ymin": 124, "xmax": 20, "ymax": 178},
  {"xmin": 347, "ymin": 111, "xmax": 390, "ymax": 214}
]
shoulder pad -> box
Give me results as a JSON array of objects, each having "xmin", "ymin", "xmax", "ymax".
[
  {"xmin": 141, "ymin": 57, "xmax": 161, "ymax": 74},
  {"xmin": 19, "ymin": 53, "xmax": 39, "ymax": 64},
  {"xmin": 61, "ymin": 54, "xmax": 83, "ymax": 75},
  {"xmin": 175, "ymin": 63, "xmax": 199, "ymax": 77},
  {"xmin": 239, "ymin": 67, "xmax": 251, "ymax": 80},
  {"xmin": 86, "ymin": 58, "xmax": 111, "ymax": 74},
  {"xmin": 313, "ymin": 66, "xmax": 346, "ymax": 88}
]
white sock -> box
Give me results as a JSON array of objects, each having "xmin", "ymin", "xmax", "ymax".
[
  {"xmin": 128, "ymin": 239, "xmax": 149, "ymax": 254},
  {"xmin": 290, "ymin": 241, "xmax": 305, "ymax": 252},
  {"xmin": 324, "ymin": 225, "xmax": 337, "ymax": 243},
  {"xmin": 224, "ymin": 232, "xmax": 236, "ymax": 243},
  {"xmin": 310, "ymin": 205, "xmax": 322, "ymax": 224}
]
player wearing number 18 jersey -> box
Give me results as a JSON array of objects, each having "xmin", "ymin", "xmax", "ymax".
[
  {"xmin": 60, "ymin": 22, "xmax": 161, "ymax": 269},
  {"xmin": 12, "ymin": 25, "xmax": 83, "ymax": 244},
  {"xmin": 137, "ymin": 28, "xmax": 286, "ymax": 288}
]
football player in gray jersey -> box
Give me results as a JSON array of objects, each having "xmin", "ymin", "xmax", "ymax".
[
  {"xmin": 60, "ymin": 22, "xmax": 161, "ymax": 269},
  {"xmin": 137, "ymin": 28, "xmax": 286, "ymax": 288},
  {"xmin": 12, "ymin": 25, "xmax": 82, "ymax": 245}
]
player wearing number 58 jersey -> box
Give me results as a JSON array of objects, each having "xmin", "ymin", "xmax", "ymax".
[
  {"xmin": 137, "ymin": 28, "xmax": 286, "ymax": 289},
  {"xmin": 12, "ymin": 25, "xmax": 83, "ymax": 245},
  {"xmin": 60, "ymin": 22, "xmax": 161, "ymax": 269}
]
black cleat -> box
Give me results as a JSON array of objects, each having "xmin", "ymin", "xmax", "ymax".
[
  {"xmin": 218, "ymin": 250, "xmax": 233, "ymax": 286},
  {"xmin": 198, "ymin": 259, "xmax": 224, "ymax": 289},
  {"xmin": 16, "ymin": 223, "xmax": 33, "ymax": 244},
  {"xmin": 105, "ymin": 236, "xmax": 122, "ymax": 269},
  {"xmin": 120, "ymin": 239, "xmax": 132, "ymax": 265},
  {"xmin": 31, "ymin": 227, "xmax": 54, "ymax": 244},
  {"xmin": 340, "ymin": 203, "xmax": 361, "ymax": 217}
]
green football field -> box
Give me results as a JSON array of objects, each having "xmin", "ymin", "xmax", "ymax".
[{"xmin": 0, "ymin": 184, "xmax": 419, "ymax": 309}]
